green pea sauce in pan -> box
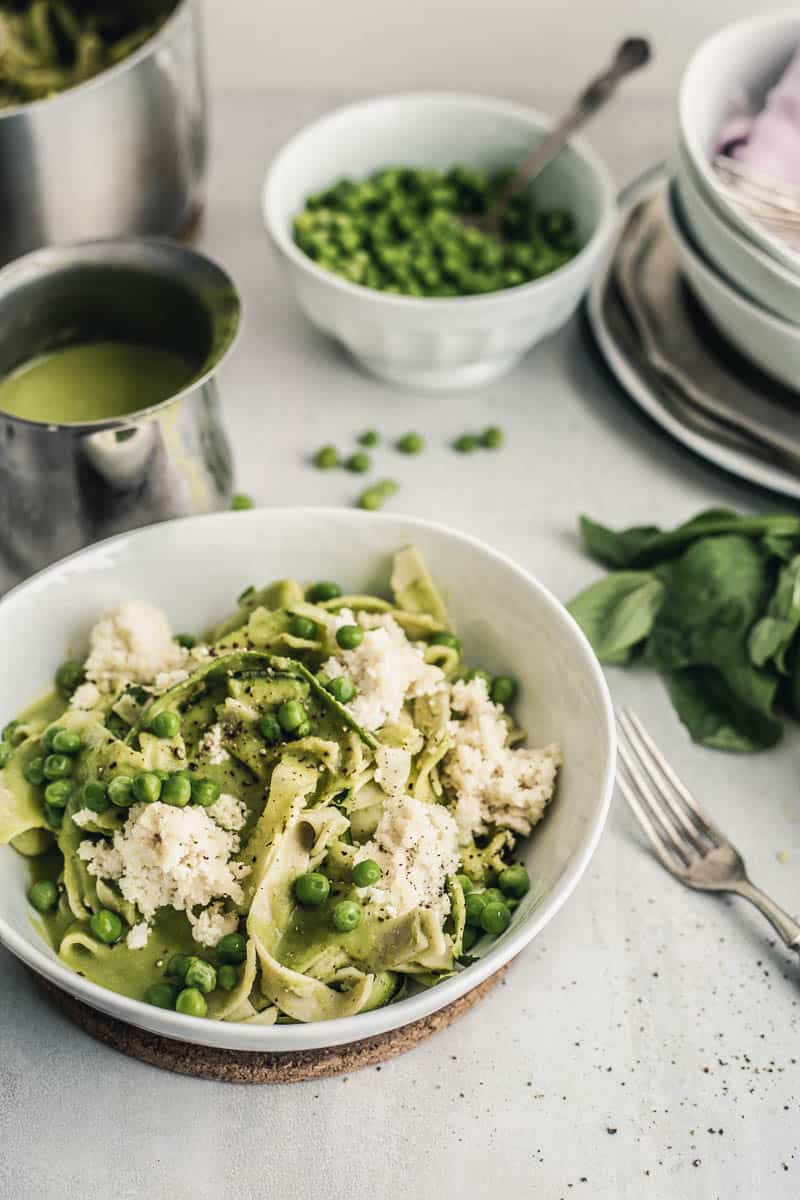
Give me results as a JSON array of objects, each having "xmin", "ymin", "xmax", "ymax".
[{"xmin": 0, "ymin": 341, "xmax": 197, "ymax": 425}]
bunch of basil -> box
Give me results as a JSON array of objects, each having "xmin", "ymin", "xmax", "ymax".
[{"xmin": 568, "ymin": 508, "xmax": 800, "ymax": 752}]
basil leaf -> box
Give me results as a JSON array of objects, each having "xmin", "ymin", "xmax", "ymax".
[
  {"xmin": 748, "ymin": 554, "xmax": 800, "ymax": 673},
  {"xmin": 567, "ymin": 571, "xmax": 664, "ymax": 665},
  {"xmin": 646, "ymin": 535, "xmax": 771, "ymax": 672},
  {"xmin": 668, "ymin": 667, "xmax": 782, "ymax": 752},
  {"xmin": 579, "ymin": 510, "xmax": 800, "ymax": 569},
  {"xmin": 578, "ymin": 517, "xmax": 662, "ymax": 568}
]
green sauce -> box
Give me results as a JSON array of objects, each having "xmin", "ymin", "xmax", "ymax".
[{"xmin": 0, "ymin": 341, "xmax": 197, "ymax": 425}]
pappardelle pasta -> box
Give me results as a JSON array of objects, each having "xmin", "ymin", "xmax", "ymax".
[{"xmin": 0, "ymin": 548, "xmax": 561, "ymax": 1024}]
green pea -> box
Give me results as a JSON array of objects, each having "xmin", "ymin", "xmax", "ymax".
[
  {"xmin": 42, "ymin": 726, "xmax": 65, "ymax": 752},
  {"xmin": 466, "ymin": 668, "xmax": 492, "ymax": 686},
  {"xmin": 3, "ymin": 720, "xmax": 20, "ymax": 745},
  {"xmin": 0, "ymin": 741, "xmax": 10, "ymax": 768},
  {"xmin": 480, "ymin": 426, "xmax": 504, "ymax": 449},
  {"xmin": 461, "ymin": 925, "xmax": 479, "ymax": 953},
  {"xmin": 498, "ymin": 864, "xmax": 530, "ymax": 899},
  {"xmin": 345, "ymin": 452, "xmax": 371, "ymax": 473},
  {"xmin": 153, "ymin": 769, "xmax": 171, "ymax": 782},
  {"xmin": 480, "ymin": 900, "xmax": 512, "ymax": 936},
  {"xmin": 307, "ymin": 581, "xmax": 342, "ymax": 603},
  {"xmin": 352, "ymin": 859, "xmax": 381, "ymax": 887},
  {"xmin": 327, "ymin": 676, "xmax": 355, "ymax": 704},
  {"xmin": 464, "ymin": 891, "xmax": 488, "ymax": 928},
  {"xmin": 151, "ymin": 710, "xmax": 181, "ymax": 739},
  {"xmin": 332, "ymin": 900, "xmax": 363, "ymax": 932},
  {"xmin": 294, "ymin": 720, "xmax": 312, "ymax": 739},
  {"xmin": 193, "ymin": 778, "xmax": 221, "ymax": 808},
  {"xmin": 51, "ymin": 729, "xmax": 82, "ymax": 755},
  {"xmin": 145, "ymin": 982, "xmax": 177, "ymax": 1009},
  {"xmin": 175, "ymin": 987, "xmax": 207, "ymax": 1017},
  {"xmin": 44, "ymin": 780, "xmax": 72, "ymax": 809},
  {"xmin": 216, "ymin": 932, "xmax": 247, "ymax": 964},
  {"xmin": 483, "ymin": 887, "xmax": 505, "ymax": 905},
  {"xmin": 90, "ymin": 909, "xmax": 123, "ymax": 944},
  {"xmin": 257, "ymin": 714, "xmax": 282, "ymax": 744},
  {"xmin": 430, "ymin": 631, "xmax": 461, "ymax": 651},
  {"xmin": 396, "ymin": 432, "xmax": 424, "ymax": 454},
  {"xmin": 167, "ymin": 953, "xmax": 190, "ymax": 980},
  {"xmin": 231, "ymin": 493, "xmax": 254, "ymax": 511},
  {"xmin": 289, "ymin": 615, "xmax": 317, "ymax": 640},
  {"xmin": 43, "ymin": 754, "xmax": 72, "ymax": 781},
  {"xmin": 217, "ymin": 964, "xmax": 238, "ymax": 991},
  {"xmin": 315, "ymin": 671, "xmax": 331, "ymax": 688},
  {"xmin": 313, "ymin": 444, "xmax": 340, "ymax": 470},
  {"xmin": 357, "ymin": 486, "xmax": 384, "ymax": 511},
  {"xmin": 44, "ymin": 805, "xmax": 63, "ymax": 829},
  {"xmin": 490, "ymin": 676, "xmax": 518, "ymax": 706},
  {"xmin": 133, "ymin": 772, "xmax": 162, "ymax": 804},
  {"xmin": 336, "ymin": 624, "xmax": 364, "ymax": 650},
  {"xmin": 294, "ymin": 872, "xmax": 330, "ymax": 906},
  {"xmin": 358, "ymin": 430, "xmax": 379, "ymax": 447},
  {"xmin": 55, "ymin": 660, "xmax": 85, "ymax": 696},
  {"xmin": 28, "ymin": 879, "xmax": 58, "ymax": 913},
  {"xmin": 174, "ymin": 633, "xmax": 197, "ymax": 649},
  {"xmin": 23, "ymin": 757, "xmax": 45, "ymax": 787},
  {"xmin": 162, "ymin": 775, "xmax": 192, "ymax": 808},
  {"xmin": 108, "ymin": 775, "xmax": 135, "ymax": 808},
  {"xmin": 454, "ymin": 434, "xmax": 479, "ymax": 453},
  {"xmin": 184, "ymin": 957, "xmax": 217, "ymax": 994},
  {"xmin": 455, "ymin": 873, "xmax": 474, "ymax": 894},
  {"xmin": 79, "ymin": 781, "xmax": 108, "ymax": 814},
  {"xmin": 277, "ymin": 700, "xmax": 306, "ymax": 733}
]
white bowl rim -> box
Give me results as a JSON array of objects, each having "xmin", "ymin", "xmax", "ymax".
[
  {"xmin": 675, "ymin": 141, "xmax": 800, "ymax": 291},
  {"xmin": 678, "ymin": 10, "xmax": 800, "ymax": 267},
  {"xmin": 0, "ymin": 506, "xmax": 616, "ymax": 1052},
  {"xmin": 262, "ymin": 90, "xmax": 617, "ymax": 312},
  {"xmin": 666, "ymin": 180, "xmax": 800, "ymax": 335}
]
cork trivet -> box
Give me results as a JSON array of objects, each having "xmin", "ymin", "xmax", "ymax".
[{"xmin": 35, "ymin": 966, "xmax": 508, "ymax": 1083}]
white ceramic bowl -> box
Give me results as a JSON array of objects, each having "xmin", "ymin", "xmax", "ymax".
[
  {"xmin": 675, "ymin": 142, "xmax": 800, "ymax": 323},
  {"xmin": 678, "ymin": 11, "xmax": 800, "ymax": 274},
  {"xmin": 263, "ymin": 93, "xmax": 616, "ymax": 391},
  {"xmin": 665, "ymin": 183, "xmax": 800, "ymax": 392},
  {"xmin": 0, "ymin": 508, "xmax": 614, "ymax": 1053}
]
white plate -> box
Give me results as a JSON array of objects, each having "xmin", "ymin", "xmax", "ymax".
[
  {"xmin": 587, "ymin": 170, "xmax": 800, "ymax": 503},
  {"xmin": 0, "ymin": 508, "xmax": 615, "ymax": 1053}
]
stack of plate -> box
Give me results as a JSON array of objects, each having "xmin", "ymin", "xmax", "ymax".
[{"xmin": 671, "ymin": 12, "xmax": 800, "ymax": 392}]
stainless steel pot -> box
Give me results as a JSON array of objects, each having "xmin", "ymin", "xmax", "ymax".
[
  {"xmin": 0, "ymin": 0, "xmax": 206, "ymax": 267},
  {"xmin": 0, "ymin": 238, "xmax": 240, "ymax": 584}
]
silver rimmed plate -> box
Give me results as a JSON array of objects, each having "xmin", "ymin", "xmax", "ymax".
[{"xmin": 586, "ymin": 165, "xmax": 800, "ymax": 502}]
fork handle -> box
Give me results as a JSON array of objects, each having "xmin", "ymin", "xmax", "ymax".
[{"xmin": 731, "ymin": 879, "xmax": 800, "ymax": 952}]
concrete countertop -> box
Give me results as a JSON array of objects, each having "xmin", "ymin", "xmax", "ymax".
[{"xmin": 2, "ymin": 91, "xmax": 798, "ymax": 1200}]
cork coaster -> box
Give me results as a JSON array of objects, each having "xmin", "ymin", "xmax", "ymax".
[{"xmin": 35, "ymin": 966, "xmax": 508, "ymax": 1083}]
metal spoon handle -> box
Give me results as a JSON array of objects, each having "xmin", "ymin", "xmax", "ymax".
[{"xmin": 487, "ymin": 38, "xmax": 651, "ymax": 228}]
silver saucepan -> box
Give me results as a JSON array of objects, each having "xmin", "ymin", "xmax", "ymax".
[
  {"xmin": 0, "ymin": 237, "xmax": 240, "ymax": 584},
  {"xmin": 0, "ymin": 0, "xmax": 206, "ymax": 267}
]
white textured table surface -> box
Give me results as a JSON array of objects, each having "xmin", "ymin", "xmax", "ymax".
[{"xmin": 3, "ymin": 92, "xmax": 800, "ymax": 1200}]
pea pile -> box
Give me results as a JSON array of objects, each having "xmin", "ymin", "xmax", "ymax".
[
  {"xmin": 145, "ymin": 932, "xmax": 248, "ymax": 1017},
  {"xmin": 293, "ymin": 166, "xmax": 580, "ymax": 297}
]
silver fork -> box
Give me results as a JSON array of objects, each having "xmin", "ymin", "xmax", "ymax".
[{"xmin": 616, "ymin": 707, "xmax": 800, "ymax": 952}]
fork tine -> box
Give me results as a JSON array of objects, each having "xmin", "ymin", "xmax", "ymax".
[
  {"xmin": 616, "ymin": 736, "xmax": 694, "ymax": 865},
  {"xmin": 620, "ymin": 708, "xmax": 726, "ymax": 846},
  {"xmin": 618, "ymin": 709, "xmax": 709, "ymax": 852},
  {"xmin": 616, "ymin": 759, "xmax": 687, "ymax": 877}
]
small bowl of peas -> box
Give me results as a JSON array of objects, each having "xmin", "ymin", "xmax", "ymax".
[{"xmin": 263, "ymin": 93, "xmax": 616, "ymax": 391}]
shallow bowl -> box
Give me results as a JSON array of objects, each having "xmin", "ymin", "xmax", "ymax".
[
  {"xmin": 665, "ymin": 182, "xmax": 800, "ymax": 392},
  {"xmin": 675, "ymin": 143, "xmax": 800, "ymax": 323},
  {"xmin": 678, "ymin": 11, "xmax": 800, "ymax": 274},
  {"xmin": 0, "ymin": 508, "xmax": 615, "ymax": 1052},
  {"xmin": 262, "ymin": 93, "xmax": 616, "ymax": 391}
]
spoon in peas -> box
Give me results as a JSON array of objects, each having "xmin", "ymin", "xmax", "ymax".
[{"xmin": 463, "ymin": 37, "xmax": 652, "ymax": 237}]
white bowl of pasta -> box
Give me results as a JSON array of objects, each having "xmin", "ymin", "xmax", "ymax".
[{"xmin": 0, "ymin": 508, "xmax": 614, "ymax": 1052}]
